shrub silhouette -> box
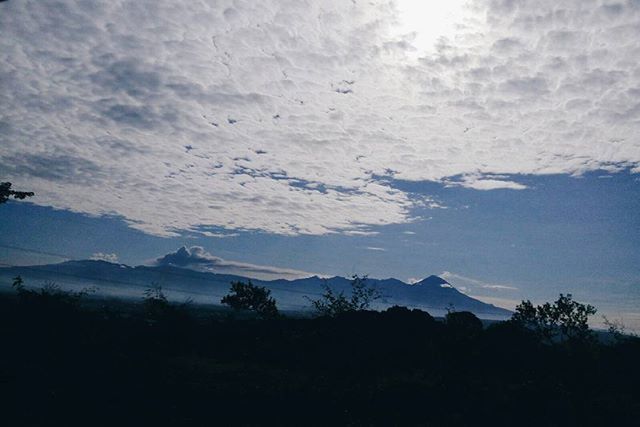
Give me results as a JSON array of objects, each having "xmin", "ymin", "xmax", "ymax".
[
  {"xmin": 12, "ymin": 275, "xmax": 91, "ymax": 309},
  {"xmin": 142, "ymin": 284, "xmax": 171, "ymax": 321},
  {"xmin": 142, "ymin": 284, "xmax": 192, "ymax": 326},
  {"xmin": 221, "ymin": 280, "xmax": 279, "ymax": 318}
]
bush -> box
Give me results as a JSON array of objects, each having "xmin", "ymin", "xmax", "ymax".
[{"xmin": 143, "ymin": 284, "xmax": 170, "ymax": 320}]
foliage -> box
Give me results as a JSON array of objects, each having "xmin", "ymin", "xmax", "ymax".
[
  {"xmin": 11, "ymin": 275, "xmax": 25, "ymax": 293},
  {"xmin": 141, "ymin": 283, "xmax": 192, "ymax": 325},
  {"xmin": 445, "ymin": 310, "xmax": 483, "ymax": 336},
  {"xmin": 308, "ymin": 274, "xmax": 381, "ymax": 317},
  {"xmin": 602, "ymin": 315, "xmax": 636, "ymax": 343},
  {"xmin": 308, "ymin": 283, "xmax": 351, "ymax": 317},
  {"xmin": 142, "ymin": 284, "xmax": 170, "ymax": 320},
  {"xmin": 385, "ymin": 305, "xmax": 435, "ymax": 323},
  {"xmin": 512, "ymin": 293, "xmax": 596, "ymax": 343},
  {"xmin": 221, "ymin": 280, "xmax": 279, "ymax": 319},
  {"xmin": 1, "ymin": 289, "xmax": 639, "ymax": 425},
  {"xmin": 12, "ymin": 275, "xmax": 92, "ymax": 308},
  {"xmin": 0, "ymin": 182, "xmax": 34, "ymax": 204}
]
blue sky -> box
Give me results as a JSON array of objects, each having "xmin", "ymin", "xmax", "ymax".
[{"xmin": 1, "ymin": 0, "xmax": 640, "ymax": 328}]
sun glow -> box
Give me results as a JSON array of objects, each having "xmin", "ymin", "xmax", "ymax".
[{"xmin": 394, "ymin": 0, "xmax": 470, "ymax": 55}]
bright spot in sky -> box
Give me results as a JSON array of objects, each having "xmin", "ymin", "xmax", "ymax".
[{"xmin": 394, "ymin": 0, "xmax": 470, "ymax": 54}]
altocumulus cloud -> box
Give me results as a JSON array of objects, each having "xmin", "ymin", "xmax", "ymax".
[
  {"xmin": 154, "ymin": 246, "xmax": 314, "ymax": 281},
  {"xmin": 1, "ymin": 0, "xmax": 639, "ymax": 236}
]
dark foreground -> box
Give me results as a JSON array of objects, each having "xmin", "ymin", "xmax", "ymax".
[{"xmin": 1, "ymin": 293, "xmax": 639, "ymax": 427}]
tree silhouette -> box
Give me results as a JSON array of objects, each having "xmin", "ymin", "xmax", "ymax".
[
  {"xmin": 512, "ymin": 293, "xmax": 596, "ymax": 343},
  {"xmin": 445, "ymin": 310, "xmax": 483, "ymax": 336},
  {"xmin": 308, "ymin": 274, "xmax": 381, "ymax": 317},
  {"xmin": 221, "ymin": 280, "xmax": 279, "ymax": 319},
  {"xmin": 0, "ymin": 182, "xmax": 34, "ymax": 204}
]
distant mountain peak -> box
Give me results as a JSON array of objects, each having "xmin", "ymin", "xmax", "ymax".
[
  {"xmin": 416, "ymin": 275, "xmax": 450, "ymax": 286},
  {"xmin": 176, "ymin": 246, "xmax": 190, "ymax": 256}
]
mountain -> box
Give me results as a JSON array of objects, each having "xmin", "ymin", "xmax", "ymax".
[{"xmin": 0, "ymin": 260, "xmax": 512, "ymax": 318}]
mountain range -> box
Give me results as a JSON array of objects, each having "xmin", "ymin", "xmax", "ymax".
[{"xmin": 0, "ymin": 259, "xmax": 512, "ymax": 318}]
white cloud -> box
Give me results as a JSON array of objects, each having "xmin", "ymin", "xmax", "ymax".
[
  {"xmin": 199, "ymin": 231, "xmax": 240, "ymax": 238},
  {"xmin": 154, "ymin": 246, "xmax": 314, "ymax": 280},
  {"xmin": 364, "ymin": 246, "xmax": 387, "ymax": 251},
  {"xmin": 343, "ymin": 229, "xmax": 380, "ymax": 236},
  {"xmin": 469, "ymin": 295, "xmax": 521, "ymax": 311},
  {"xmin": 446, "ymin": 176, "xmax": 528, "ymax": 191},
  {"xmin": 1, "ymin": 0, "xmax": 639, "ymax": 236},
  {"xmin": 90, "ymin": 252, "xmax": 119, "ymax": 263},
  {"xmin": 440, "ymin": 271, "xmax": 518, "ymax": 291}
]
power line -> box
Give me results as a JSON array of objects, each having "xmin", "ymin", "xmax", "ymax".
[
  {"xmin": 0, "ymin": 261, "xmax": 225, "ymax": 299},
  {"xmin": 0, "ymin": 242, "xmax": 328, "ymax": 296},
  {"xmin": 0, "ymin": 260, "xmax": 318, "ymax": 311},
  {"xmin": 0, "ymin": 243, "xmax": 71, "ymax": 260}
]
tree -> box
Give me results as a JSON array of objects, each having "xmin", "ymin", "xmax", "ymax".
[
  {"xmin": 0, "ymin": 182, "xmax": 34, "ymax": 204},
  {"xmin": 512, "ymin": 294, "xmax": 596, "ymax": 343},
  {"xmin": 308, "ymin": 274, "xmax": 381, "ymax": 317},
  {"xmin": 445, "ymin": 310, "xmax": 483, "ymax": 336},
  {"xmin": 221, "ymin": 280, "xmax": 279, "ymax": 319}
]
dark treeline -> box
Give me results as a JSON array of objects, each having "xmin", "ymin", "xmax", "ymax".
[{"xmin": 1, "ymin": 279, "xmax": 639, "ymax": 426}]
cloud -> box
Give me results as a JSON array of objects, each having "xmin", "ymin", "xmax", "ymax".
[
  {"xmin": 1, "ymin": 0, "xmax": 639, "ymax": 237},
  {"xmin": 364, "ymin": 246, "xmax": 387, "ymax": 251},
  {"xmin": 154, "ymin": 246, "xmax": 314, "ymax": 280},
  {"xmin": 199, "ymin": 231, "xmax": 240, "ymax": 238},
  {"xmin": 469, "ymin": 295, "xmax": 521, "ymax": 311},
  {"xmin": 440, "ymin": 271, "xmax": 518, "ymax": 291},
  {"xmin": 343, "ymin": 230, "xmax": 380, "ymax": 236},
  {"xmin": 90, "ymin": 252, "xmax": 119, "ymax": 263},
  {"xmin": 445, "ymin": 175, "xmax": 528, "ymax": 190}
]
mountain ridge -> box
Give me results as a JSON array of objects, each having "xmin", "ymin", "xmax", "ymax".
[{"xmin": 0, "ymin": 259, "xmax": 512, "ymax": 318}]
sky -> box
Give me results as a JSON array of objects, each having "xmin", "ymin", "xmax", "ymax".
[{"xmin": 1, "ymin": 0, "xmax": 639, "ymax": 327}]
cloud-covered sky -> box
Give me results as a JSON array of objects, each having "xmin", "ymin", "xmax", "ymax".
[
  {"xmin": 1, "ymin": 0, "xmax": 639, "ymax": 329},
  {"xmin": 2, "ymin": 0, "xmax": 639, "ymax": 237}
]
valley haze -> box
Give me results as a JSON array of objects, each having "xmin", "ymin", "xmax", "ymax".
[{"xmin": 0, "ymin": 246, "xmax": 512, "ymax": 319}]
